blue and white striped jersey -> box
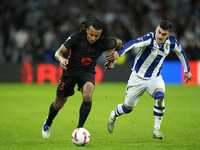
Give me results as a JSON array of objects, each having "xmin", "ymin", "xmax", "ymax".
[{"xmin": 117, "ymin": 32, "xmax": 190, "ymax": 79}]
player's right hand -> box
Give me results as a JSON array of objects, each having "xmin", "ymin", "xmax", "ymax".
[
  {"xmin": 60, "ymin": 59, "xmax": 68, "ymax": 70},
  {"xmin": 184, "ymin": 72, "xmax": 194, "ymax": 84},
  {"xmin": 104, "ymin": 61, "xmax": 115, "ymax": 71}
]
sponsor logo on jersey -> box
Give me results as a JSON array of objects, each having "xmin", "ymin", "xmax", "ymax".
[
  {"xmin": 151, "ymin": 48, "xmax": 165, "ymax": 56},
  {"xmin": 81, "ymin": 57, "xmax": 92, "ymax": 65},
  {"xmin": 152, "ymin": 49, "xmax": 157, "ymax": 53}
]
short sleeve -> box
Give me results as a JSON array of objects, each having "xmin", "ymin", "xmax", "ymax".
[
  {"xmin": 106, "ymin": 38, "xmax": 117, "ymax": 49},
  {"xmin": 63, "ymin": 32, "xmax": 77, "ymax": 50}
]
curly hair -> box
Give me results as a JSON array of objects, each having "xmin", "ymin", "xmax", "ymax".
[{"xmin": 79, "ymin": 16, "xmax": 108, "ymax": 40}]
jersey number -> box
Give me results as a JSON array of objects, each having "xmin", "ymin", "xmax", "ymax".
[{"xmin": 58, "ymin": 80, "xmax": 65, "ymax": 90}]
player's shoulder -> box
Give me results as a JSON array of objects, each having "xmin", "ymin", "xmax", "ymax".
[
  {"xmin": 141, "ymin": 32, "xmax": 153, "ymax": 41},
  {"xmin": 168, "ymin": 35, "xmax": 176, "ymax": 41},
  {"xmin": 95, "ymin": 38, "xmax": 116, "ymax": 50},
  {"xmin": 70, "ymin": 31, "xmax": 83, "ymax": 39},
  {"xmin": 146, "ymin": 32, "xmax": 154, "ymax": 37},
  {"xmin": 166, "ymin": 35, "xmax": 179, "ymax": 45},
  {"xmin": 97, "ymin": 38, "xmax": 115, "ymax": 45},
  {"xmin": 135, "ymin": 32, "xmax": 153, "ymax": 44},
  {"xmin": 66, "ymin": 31, "xmax": 85, "ymax": 42}
]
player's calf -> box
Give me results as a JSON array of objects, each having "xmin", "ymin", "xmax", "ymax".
[
  {"xmin": 153, "ymin": 91, "xmax": 165, "ymax": 138},
  {"xmin": 114, "ymin": 103, "xmax": 133, "ymax": 116}
]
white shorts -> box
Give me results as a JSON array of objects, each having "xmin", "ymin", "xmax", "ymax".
[{"xmin": 124, "ymin": 71, "xmax": 165, "ymax": 107}]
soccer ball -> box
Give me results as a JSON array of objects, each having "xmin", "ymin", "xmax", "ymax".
[{"xmin": 71, "ymin": 128, "xmax": 90, "ymax": 146}]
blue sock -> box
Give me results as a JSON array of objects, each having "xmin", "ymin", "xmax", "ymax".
[{"xmin": 115, "ymin": 104, "xmax": 132, "ymax": 116}]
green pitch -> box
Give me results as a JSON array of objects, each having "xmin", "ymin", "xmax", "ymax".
[{"xmin": 0, "ymin": 82, "xmax": 200, "ymax": 150}]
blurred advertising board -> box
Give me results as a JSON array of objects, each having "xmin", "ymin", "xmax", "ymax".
[{"xmin": 0, "ymin": 61, "xmax": 199, "ymax": 85}]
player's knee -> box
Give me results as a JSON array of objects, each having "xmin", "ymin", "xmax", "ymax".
[
  {"xmin": 54, "ymin": 97, "xmax": 67, "ymax": 110},
  {"xmin": 82, "ymin": 93, "xmax": 92, "ymax": 102},
  {"xmin": 54, "ymin": 102, "xmax": 64, "ymax": 110},
  {"xmin": 154, "ymin": 91, "xmax": 165, "ymax": 100},
  {"xmin": 154, "ymin": 91, "xmax": 165, "ymax": 108}
]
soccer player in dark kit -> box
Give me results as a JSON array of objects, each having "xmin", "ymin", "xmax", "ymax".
[{"xmin": 42, "ymin": 16, "xmax": 122, "ymax": 138}]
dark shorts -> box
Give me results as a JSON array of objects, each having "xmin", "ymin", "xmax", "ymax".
[{"xmin": 56, "ymin": 72, "xmax": 95, "ymax": 98}]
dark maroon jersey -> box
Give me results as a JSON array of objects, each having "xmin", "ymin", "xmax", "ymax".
[{"xmin": 63, "ymin": 31, "xmax": 117, "ymax": 77}]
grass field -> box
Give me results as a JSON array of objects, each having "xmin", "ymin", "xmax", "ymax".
[{"xmin": 0, "ymin": 82, "xmax": 200, "ymax": 150}]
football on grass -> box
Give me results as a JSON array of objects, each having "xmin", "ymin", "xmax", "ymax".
[{"xmin": 71, "ymin": 128, "xmax": 90, "ymax": 146}]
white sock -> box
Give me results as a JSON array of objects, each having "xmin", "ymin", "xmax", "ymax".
[{"xmin": 114, "ymin": 104, "xmax": 124, "ymax": 117}]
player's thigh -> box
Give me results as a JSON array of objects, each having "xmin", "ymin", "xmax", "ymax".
[
  {"xmin": 146, "ymin": 75, "xmax": 165, "ymax": 96},
  {"xmin": 57, "ymin": 76, "xmax": 77, "ymax": 98},
  {"xmin": 77, "ymin": 72, "xmax": 95, "ymax": 92},
  {"xmin": 125, "ymin": 86, "xmax": 146, "ymax": 107},
  {"xmin": 125, "ymin": 72, "xmax": 147, "ymax": 107}
]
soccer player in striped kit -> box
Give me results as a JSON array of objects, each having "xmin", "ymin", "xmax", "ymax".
[{"xmin": 106, "ymin": 20, "xmax": 194, "ymax": 139}]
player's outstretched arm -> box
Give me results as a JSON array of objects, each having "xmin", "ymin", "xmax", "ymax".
[
  {"xmin": 104, "ymin": 38, "xmax": 122, "ymax": 71},
  {"xmin": 104, "ymin": 51, "xmax": 120, "ymax": 71},
  {"xmin": 184, "ymin": 72, "xmax": 194, "ymax": 84},
  {"xmin": 106, "ymin": 51, "xmax": 120, "ymax": 62},
  {"xmin": 55, "ymin": 44, "xmax": 69, "ymax": 70},
  {"xmin": 115, "ymin": 38, "xmax": 123, "ymax": 51}
]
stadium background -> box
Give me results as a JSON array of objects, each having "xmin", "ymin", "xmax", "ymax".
[
  {"xmin": 0, "ymin": 0, "xmax": 200, "ymax": 84},
  {"xmin": 1, "ymin": 1, "xmax": 200, "ymax": 149}
]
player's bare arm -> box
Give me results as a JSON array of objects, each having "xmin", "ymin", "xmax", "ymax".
[
  {"xmin": 104, "ymin": 38, "xmax": 122, "ymax": 70},
  {"xmin": 184, "ymin": 72, "xmax": 194, "ymax": 84},
  {"xmin": 115, "ymin": 38, "xmax": 123, "ymax": 51},
  {"xmin": 104, "ymin": 51, "xmax": 120, "ymax": 70},
  {"xmin": 55, "ymin": 44, "xmax": 69, "ymax": 70}
]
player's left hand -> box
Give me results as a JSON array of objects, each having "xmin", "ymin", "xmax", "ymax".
[
  {"xmin": 106, "ymin": 51, "xmax": 120, "ymax": 62},
  {"xmin": 104, "ymin": 61, "xmax": 115, "ymax": 71},
  {"xmin": 184, "ymin": 72, "xmax": 194, "ymax": 84}
]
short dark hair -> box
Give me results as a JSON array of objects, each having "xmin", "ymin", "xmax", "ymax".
[
  {"xmin": 158, "ymin": 20, "xmax": 173, "ymax": 32},
  {"xmin": 79, "ymin": 16, "xmax": 108, "ymax": 40}
]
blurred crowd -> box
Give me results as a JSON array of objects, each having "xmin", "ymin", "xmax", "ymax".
[{"xmin": 0, "ymin": 0, "xmax": 200, "ymax": 64}]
